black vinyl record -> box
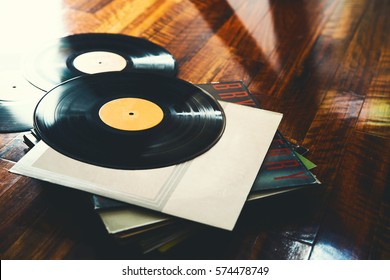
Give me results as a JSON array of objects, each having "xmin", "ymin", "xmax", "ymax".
[
  {"xmin": 34, "ymin": 72, "xmax": 225, "ymax": 169},
  {"xmin": 0, "ymin": 70, "xmax": 44, "ymax": 132},
  {"xmin": 23, "ymin": 33, "xmax": 177, "ymax": 91}
]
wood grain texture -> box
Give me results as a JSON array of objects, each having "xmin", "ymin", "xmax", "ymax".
[{"xmin": 0, "ymin": 0, "xmax": 389, "ymax": 259}]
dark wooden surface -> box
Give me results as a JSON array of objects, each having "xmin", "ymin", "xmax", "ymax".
[{"xmin": 1, "ymin": 0, "xmax": 389, "ymax": 260}]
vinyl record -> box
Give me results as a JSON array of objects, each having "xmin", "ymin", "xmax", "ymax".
[
  {"xmin": 34, "ymin": 72, "xmax": 225, "ymax": 169},
  {"xmin": 0, "ymin": 70, "xmax": 44, "ymax": 132},
  {"xmin": 23, "ymin": 33, "xmax": 177, "ymax": 91}
]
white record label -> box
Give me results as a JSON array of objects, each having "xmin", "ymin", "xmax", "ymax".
[{"xmin": 72, "ymin": 51, "xmax": 127, "ymax": 74}]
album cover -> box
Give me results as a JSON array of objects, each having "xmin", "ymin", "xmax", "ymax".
[
  {"xmin": 92, "ymin": 194, "xmax": 128, "ymax": 210},
  {"xmin": 97, "ymin": 204, "xmax": 171, "ymax": 235},
  {"xmin": 115, "ymin": 220, "xmax": 199, "ymax": 254},
  {"xmin": 11, "ymin": 75, "xmax": 283, "ymax": 231}
]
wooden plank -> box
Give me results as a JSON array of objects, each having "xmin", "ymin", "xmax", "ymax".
[
  {"xmin": 0, "ymin": 134, "xmax": 28, "ymax": 162},
  {"xmin": 310, "ymin": 132, "xmax": 390, "ymax": 259},
  {"xmin": 356, "ymin": 49, "xmax": 390, "ymax": 138}
]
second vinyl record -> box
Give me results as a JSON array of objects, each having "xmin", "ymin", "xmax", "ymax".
[
  {"xmin": 34, "ymin": 72, "xmax": 225, "ymax": 169},
  {"xmin": 0, "ymin": 70, "xmax": 44, "ymax": 132},
  {"xmin": 23, "ymin": 33, "xmax": 177, "ymax": 91}
]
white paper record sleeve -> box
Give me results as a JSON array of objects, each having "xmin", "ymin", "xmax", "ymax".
[{"xmin": 10, "ymin": 101, "xmax": 282, "ymax": 230}]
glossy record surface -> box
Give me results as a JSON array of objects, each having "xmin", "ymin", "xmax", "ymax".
[
  {"xmin": 23, "ymin": 33, "xmax": 177, "ymax": 91},
  {"xmin": 34, "ymin": 72, "xmax": 225, "ymax": 169}
]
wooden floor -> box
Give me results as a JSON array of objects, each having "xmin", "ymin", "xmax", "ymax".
[{"xmin": 1, "ymin": 0, "xmax": 389, "ymax": 259}]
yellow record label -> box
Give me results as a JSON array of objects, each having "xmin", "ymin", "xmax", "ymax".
[{"xmin": 99, "ymin": 98, "xmax": 164, "ymax": 131}]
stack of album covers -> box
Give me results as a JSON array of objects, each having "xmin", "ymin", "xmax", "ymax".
[
  {"xmin": 88, "ymin": 81, "xmax": 320, "ymax": 254},
  {"xmin": 2, "ymin": 33, "xmax": 320, "ymax": 255}
]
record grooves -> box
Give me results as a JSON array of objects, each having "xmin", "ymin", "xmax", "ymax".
[
  {"xmin": 0, "ymin": 70, "xmax": 44, "ymax": 132},
  {"xmin": 23, "ymin": 33, "xmax": 177, "ymax": 91},
  {"xmin": 34, "ymin": 72, "xmax": 226, "ymax": 170}
]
